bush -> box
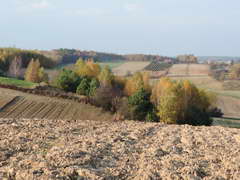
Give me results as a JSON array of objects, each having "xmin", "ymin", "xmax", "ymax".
[
  {"xmin": 208, "ymin": 107, "xmax": 224, "ymax": 117},
  {"xmin": 177, "ymin": 106, "xmax": 213, "ymax": 126},
  {"xmin": 56, "ymin": 69, "xmax": 81, "ymax": 92}
]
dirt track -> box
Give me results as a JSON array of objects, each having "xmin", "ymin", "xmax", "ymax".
[{"xmin": 0, "ymin": 118, "xmax": 239, "ymax": 180}]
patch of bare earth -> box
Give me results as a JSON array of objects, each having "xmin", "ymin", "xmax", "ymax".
[{"xmin": 0, "ymin": 118, "xmax": 239, "ymax": 180}]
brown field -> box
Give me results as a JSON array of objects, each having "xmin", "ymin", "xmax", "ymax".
[
  {"xmin": 0, "ymin": 88, "xmax": 113, "ymax": 121},
  {"xmin": 170, "ymin": 76, "xmax": 223, "ymax": 90},
  {"xmin": 217, "ymin": 96, "xmax": 240, "ymax": 118},
  {"xmin": 168, "ymin": 64, "xmax": 210, "ymax": 76},
  {"xmin": 0, "ymin": 118, "xmax": 240, "ymax": 179},
  {"xmin": 113, "ymin": 61, "xmax": 150, "ymax": 76}
]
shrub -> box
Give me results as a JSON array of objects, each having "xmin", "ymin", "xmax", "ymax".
[
  {"xmin": 177, "ymin": 106, "xmax": 213, "ymax": 126},
  {"xmin": 208, "ymin": 107, "xmax": 224, "ymax": 118},
  {"xmin": 56, "ymin": 69, "xmax": 81, "ymax": 92}
]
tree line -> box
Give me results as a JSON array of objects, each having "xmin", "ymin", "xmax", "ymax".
[
  {"xmin": 0, "ymin": 48, "xmax": 56, "ymax": 75},
  {"xmin": 53, "ymin": 58, "xmax": 220, "ymax": 125}
]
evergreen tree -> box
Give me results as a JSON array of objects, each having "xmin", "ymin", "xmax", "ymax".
[
  {"xmin": 89, "ymin": 78, "xmax": 100, "ymax": 96},
  {"xmin": 128, "ymin": 88, "xmax": 156, "ymax": 121},
  {"xmin": 76, "ymin": 78, "xmax": 90, "ymax": 96},
  {"xmin": 56, "ymin": 69, "xmax": 81, "ymax": 92}
]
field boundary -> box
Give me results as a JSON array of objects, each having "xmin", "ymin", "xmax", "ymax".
[{"xmin": 0, "ymin": 84, "xmax": 91, "ymax": 104}]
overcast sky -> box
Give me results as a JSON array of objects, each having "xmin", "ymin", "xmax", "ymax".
[{"xmin": 1, "ymin": 0, "xmax": 240, "ymax": 56}]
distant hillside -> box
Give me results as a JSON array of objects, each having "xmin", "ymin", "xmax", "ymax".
[
  {"xmin": 0, "ymin": 48, "xmax": 56, "ymax": 73},
  {"xmin": 40, "ymin": 49, "xmax": 176, "ymax": 65},
  {"xmin": 198, "ymin": 56, "xmax": 240, "ymax": 62}
]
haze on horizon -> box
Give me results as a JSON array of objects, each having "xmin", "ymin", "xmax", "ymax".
[{"xmin": 1, "ymin": 0, "xmax": 240, "ymax": 56}]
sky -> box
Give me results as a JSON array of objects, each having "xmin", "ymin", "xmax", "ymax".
[{"xmin": 1, "ymin": 0, "xmax": 240, "ymax": 56}]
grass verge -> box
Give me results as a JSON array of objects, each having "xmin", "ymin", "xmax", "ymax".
[
  {"xmin": 0, "ymin": 76, "xmax": 37, "ymax": 88},
  {"xmin": 213, "ymin": 117, "xmax": 240, "ymax": 129}
]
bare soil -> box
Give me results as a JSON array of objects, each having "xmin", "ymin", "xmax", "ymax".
[{"xmin": 0, "ymin": 118, "xmax": 239, "ymax": 180}]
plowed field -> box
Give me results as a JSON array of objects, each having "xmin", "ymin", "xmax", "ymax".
[
  {"xmin": 168, "ymin": 64, "xmax": 210, "ymax": 76},
  {"xmin": 0, "ymin": 118, "xmax": 239, "ymax": 179},
  {"xmin": 0, "ymin": 88, "xmax": 113, "ymax": 121}
]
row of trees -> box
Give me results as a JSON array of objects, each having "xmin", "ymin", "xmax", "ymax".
[{"xmin": 55, "ymin": 59, "xmax": 218, "ymax": 125}]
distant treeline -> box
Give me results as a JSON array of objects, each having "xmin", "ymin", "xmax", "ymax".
[
  {"xmin": 0, "ymin": 48, "xmax": 177, "ymax": 74},
  {"xmin": 40, "ymin": 48, "xmax": 177, "ymax": 65},
  {"xmin": 0, "ymin": 48, "xmax": 56, "ymax": 73},
  {"xmin": 199, "ymin": 56, "xmax": 240, "ymax": 62}
]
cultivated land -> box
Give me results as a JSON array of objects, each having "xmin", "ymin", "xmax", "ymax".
[
  {"xmin": 113, "ymin": 61, "xmax": 150, "ymax": 76},
  {"xmin": 0, "ymin": 118, "xmax": 239, "ymax": 179},
  {"xmin": 0, "ymin": 63, "xmax": 240, "ymax": 179},
  {"xmin": 0, "ymin": 88, "xmax": 113, "ymax": 121},
  {"xmin": 168, "ymin": 64, "xmax": 210, "ymax": 77}
]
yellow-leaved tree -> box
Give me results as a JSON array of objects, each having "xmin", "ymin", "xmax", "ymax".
[
  {"xmin": 124, "ymin": 72, "xmax": 150, "ymax": 96},
  {"xmin": 152, "ymin": 78, "xmax": 215, "ymax": 125},
  {"xmin": 98, "ymin": 65, "xmax": 114, "ymax": 87},
  {"xmin": 74, "ymin": 58, "xmax": 101, "ymax": 78},
  {"xmin": 25, "ymin": 59, "xmax": 41, "ymax": 83}
]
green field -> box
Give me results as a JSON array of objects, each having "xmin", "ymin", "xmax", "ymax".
[
  {"xmin": 213, "ymin": 117, "xmax": 240, "ymax": 129},
  {"xmin": 0, "ymin": 77, "xmax": 37, "ymax": 88}
]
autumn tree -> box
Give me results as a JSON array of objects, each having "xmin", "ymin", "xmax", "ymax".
[
  {"xmin": 152, "ymin": 78, "xmax": 214, "ymax": 125},
  {"xmin": 25, "ymin": 59, "xmax": 41, "ymax": 82},
  {"xmin": 38, "ymin": 67, "xmax": 49, "ymax": 83},
  {"xmin": 124, "ymin": 72, "xmax": 150, "ymax": 96},
  {"xmin": 98, "ymin": 66, "xmax": 114, "ymax": 87},
  {"xmin": 24, "ymin": 59, "xmax": 49, "ymax": 83},
  {"xmin": 74, "ymin": 58, "xmax": 101, "ymax": 78},
  {"xmin": 7, "ymin": 56, "xmax": 22, "ymax": 78}
]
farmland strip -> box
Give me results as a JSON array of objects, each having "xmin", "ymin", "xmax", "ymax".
[
  {"xmin": 28, "ymin": 102, "xmax": 46, "ymax": 119},
  {"xmin": 10, "ymin": 100, "xmax": 34, "ymax": 119},
  {"xmin": 1, "ymin": 98, "xmax": 26, "ymax": 118},
  {"xmin": 41, "ymin": 102, "xmax": 58, "ymax": 119}
]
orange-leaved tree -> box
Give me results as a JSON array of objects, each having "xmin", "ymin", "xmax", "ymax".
[{"xmin": 124, "ymin": 72, "xmax": 151, "ymax": 96}]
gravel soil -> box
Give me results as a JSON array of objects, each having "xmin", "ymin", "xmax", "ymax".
[{"xmin": 0, "ymin": 118, "xmax": 239, "ymax": 180}]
